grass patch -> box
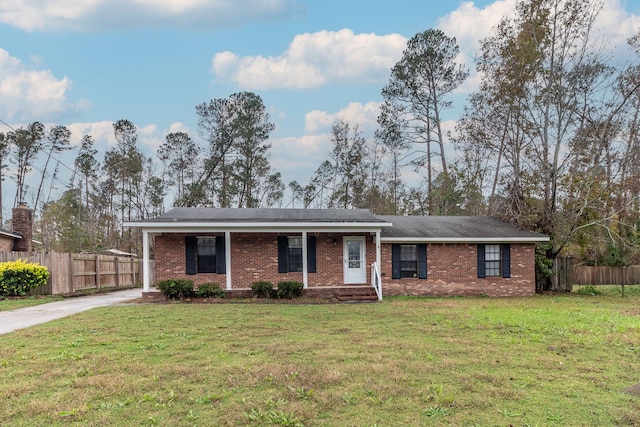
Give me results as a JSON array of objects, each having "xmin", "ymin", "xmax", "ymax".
[
  {"xmin": 572, "ymin": 284, "xmax": 640, "ymax": 296},
  {"xmin": 0, "ymin": 294, "xmax": 639, "ymax": 425},
  {"xmin": 0, "ymin": 295, "xmax": 64, "ymax": 311}
]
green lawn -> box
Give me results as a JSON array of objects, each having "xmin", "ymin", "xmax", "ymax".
[
  {"xmin": 1, "ymin": 294, "xmax": 639, "ymax": 426},
  {"xmin": 0, "ymin": 295, "xmax": 64, "ymax": 311}
]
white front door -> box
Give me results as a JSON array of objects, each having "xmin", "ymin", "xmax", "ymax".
[{"xmin": 344, "ymin": 237, "xmax": 366, "ymax": 284}]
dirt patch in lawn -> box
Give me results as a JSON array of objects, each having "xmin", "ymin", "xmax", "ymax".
[{"xmin": 623, "ymin": 382, "xmax": 640, "ymax": 396}]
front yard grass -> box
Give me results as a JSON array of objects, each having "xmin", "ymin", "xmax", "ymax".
[
  {"xmin": 0, "ymin": 295, "xmax": 64, "ymax": 311},
  {"xmin": 1, "ymin": 293, "xmax": 639, "ymax": 426}
]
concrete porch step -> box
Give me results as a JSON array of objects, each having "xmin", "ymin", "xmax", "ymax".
[{"xmin": 334, "ymin": 287, "xmax": 379, "ymax": 303}]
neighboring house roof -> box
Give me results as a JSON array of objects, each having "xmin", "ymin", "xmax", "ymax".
[
  {"xmin": 104, "ymin": 249, "xmax": 137, "ymax": 257},
  {"xmin": 0, "ymin": 228, "xmax": 22, "ymax": 240},
  {"xmin": 127, "ymin": 208, "xmax": 392, "ymax": 231},
  {"xmin": 378, "ymin": 215, "xmax": 549, "ymax": 243}
]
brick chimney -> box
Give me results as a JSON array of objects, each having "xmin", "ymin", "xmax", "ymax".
[{"xmin": 12, "ymin": 202, "xmax": 33, "ymax": 252}]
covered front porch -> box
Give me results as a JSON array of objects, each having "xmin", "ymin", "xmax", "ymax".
[{"xmin": 126, "ymin": 208, "xmax": 390, "ymax": 300}]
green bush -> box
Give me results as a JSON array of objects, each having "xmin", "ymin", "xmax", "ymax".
[
  {"xmin": 277, "ymin": 281, "xmax": 304, "ymax": 299},
  {"xmin": 251, "ymin": 281, "xmax": 274, "ymax": 298},
  {"xmin": 157, "ymin": 279, "xmax": 194, "ymax": 299},
  {"xmin": 577, "ymin": 285, "xmax": 602, "ymax": 296},
  {"xmin": 0, "ymin": 259, "xmax": 50, "ymax": 296},
  {"xmin": 196, "ymin": 282, "xmax": 225, "ymax": 298}
]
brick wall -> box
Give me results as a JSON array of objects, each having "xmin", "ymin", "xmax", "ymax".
[
  {"xmin": 154, "ymin": 233, "xmax": 535, "ymax": 296},
  {"xmin": 154, "ymin": 232, "xmax": 375, "ymax": 289},
  {"xmin": 154, "ymin": 233, "xmax": 227, "ymax": 287},
  {"xmin": 380, "ymin": 243, "xmax": 536, "ymax": 297}
]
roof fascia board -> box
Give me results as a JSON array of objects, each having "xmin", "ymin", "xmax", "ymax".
[
  {"xmin": 0, "ymin": 231, "xmax": 21, "ymax": 239},
  {"xmin": 127, "ymin": 222, "xmax": 391, "ymax": 234},
  {"xmin": 380, "ymin": 236, "xmax": 549, "ymax": 243}
]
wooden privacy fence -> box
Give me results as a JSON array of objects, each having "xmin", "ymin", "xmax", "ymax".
[
  {"xmin": 537, "ymin": 258, "xmax": 640, "ymax": 292},
  {"xmin": 572, "ymin": 264, "xmax": 640, "ymax": 286},
  {"xmin": 0, "ymin": 252, "xmax": 145, "ymax": 295},
  {"xmin": 551, "ymin": 257, "xmax": 573, "ymax": 292}
]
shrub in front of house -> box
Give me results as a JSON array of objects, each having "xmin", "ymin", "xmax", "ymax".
[
  {"xmin": 277, "ymin": 281, "xmax": 304, "ymax": 299},
  {"xmin": 157, "ymin": 279, "xmax": 194, "ymax": 299},
  {"xmin": 0, "ymin": 259, "xmax": 50, "ymax": 296},
  {"xmin": 251, "ymin": 281, "xmax": 274, "ymax": 298},
  {"xmin": 196, "ymin": 282, "xmax": 225, "ymax": 298}
]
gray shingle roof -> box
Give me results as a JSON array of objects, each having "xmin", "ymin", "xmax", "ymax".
[
  {"xmin": 133, "ymin": 209, "xmax": 547, "ymax": 241},
  {"xmin": 149, "ymin": 208, "xmax": 387, "ymax": 223},
  {"xmin": 378, "ymin": 215, "xmax": 547, "ymax": 241}
]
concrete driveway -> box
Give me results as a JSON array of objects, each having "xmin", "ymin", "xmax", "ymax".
[{"xmin": 0, "ymin": 288, "xmax": 143, "ymax": 335}]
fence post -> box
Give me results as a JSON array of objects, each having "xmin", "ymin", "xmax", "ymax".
[
  {"xmin": 551, "ymin": 258, "xmax": 573, "ymax": 292},
  {"xmin": 95, "ymin": 255, "xmax": 101, "ymax": 290},
  {"xmin": 115, "ymin": 257, "xmax": 120, "ymax": 287},
  {"xmin": 131, "ymin": 257, "xmax": 136, "ymax": 285},
  {"xmin": 565, "ymin": 258, "xmax": 573, "ymax": 292},
  {"xmin": 69, "ymin": 253, "xmax": 74, "ymax": 294}
]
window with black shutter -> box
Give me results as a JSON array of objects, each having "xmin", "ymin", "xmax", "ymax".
[
  {"xmin": 197, "ymin": 237, "xmax": 216, "ymax": 273},
  {"xmin": 392, "ymin": 243, "xmax": 427, "ymax": 279},
  {"xmin": 287, "ymin": 237, "xmax": 303, "ymax": 272},
  {"xmin": 278, "ymin": 235, "xmax": 316, "ymax": 273},
  {"xmin": 400, "ymin": 245, "xmax": 418, "ymax": 278},
  {"xmin": 477, "ymin": 244, "xmax": 511, "ymax": 278},
  {"xmin": 185, "ymin": 236, "xmax": 226, "ymax": 275}
]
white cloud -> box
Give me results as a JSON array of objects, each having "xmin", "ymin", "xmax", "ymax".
[
  {"xmin": 269, "ymin": 102, "xmax": 383, "ymax": 186},
  {"xmin": 437, "ymin": 0, "xmax": 516, "ymax": 66},
  {"xmin": 594, "ymin": 0, "xmax": 640, "ymax": 50},
  {"xmin": 0, "ymin": 49, "xmax": 87, "ymax": 122},
  {"xmin": 0, "ymin": 0, "xmax": 301, "ymax": 32},
  {"xmin": 67, "ymin": 121, "xmax": 196, "ymax": 157},
  {"xmin": 212, "ymin": 29, "xmax": 407, "ymax": 89},
  {"xmin": 139, "ymin": 124, "xmax": 162, "ymax": 150},
  {"xmin": 166, "ymin": 122, "xmax": 192, "ymax": 134},
  {"xmin": 437, "ymin": 0, "xmax": 640, "ymax": 95},
  {"xmin": 271, "ymin": 134, "xmax": 331, "ymax": 185},
  {"xmin": 67, "ymin": 121, "xmax": 116, "ymax": 147},
  {"xmin": 305, "ymin": 102, "xmax": 381, "ymax": 134}
]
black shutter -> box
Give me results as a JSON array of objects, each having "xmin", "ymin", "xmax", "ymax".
[
  {"xmin": 502, "ymin": 244, "xmax": 511, "ymax": 278},
  {"xmin": 216, "ymin": 236, "xmax": 226, "ymax": 274},
  {"xmin": 307, "ymin": 235, "xmax": 316, "ymax": 273},
  {"xmin": 418, "ymin": 244, "xmax": 427, "ymax": 279},
  {"xmin": 477, "ymin": 244, "xmax": 486, "ymax": 278},
  {"xmin": 277, "ymin": 236, "xmax": 288, "ymax": 273},
  {"xmin": 391, "ymin": 244, "xmax": 401, "ymax": 279},
  {"xmin": 185, "ymin": 236, "xmax": 197, "ymax": 275}
]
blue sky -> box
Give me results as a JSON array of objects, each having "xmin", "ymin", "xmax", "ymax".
[{"xmin": 0, "ymin": 0, "xmax": 639, "ymax": 212}]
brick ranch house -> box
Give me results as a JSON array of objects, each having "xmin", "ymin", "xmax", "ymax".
[{"xmin": 126, "ymin": 208, "xmax": 549, "ymax": 299}]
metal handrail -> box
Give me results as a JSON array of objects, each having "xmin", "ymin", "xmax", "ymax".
[{"xmin": 371, "ymin": 262, "xmax": 382, "ymax": 301}]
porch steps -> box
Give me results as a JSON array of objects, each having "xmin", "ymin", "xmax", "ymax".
[{"xmin": 334, "ymin": 287, "xmax": 379, "ymax": 303}]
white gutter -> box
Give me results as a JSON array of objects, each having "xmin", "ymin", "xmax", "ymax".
[
  {"xmin": 124, "ymin": 221, "xmax": 391, "ymax": 230},
  {"xmin": 380, "ymin": 236, "xmax": 549, "ymax": 243},
  {"xmin": 124, "ymin": 223, "xmax": 392, "ymax": 235}
]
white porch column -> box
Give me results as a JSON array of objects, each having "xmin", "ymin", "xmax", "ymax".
[
  {"xmin": 225, "ymin": 231, "xmax": 232, "ymax": 290},
  {"xmin": 376, "ymin": 230, "xmax": 381, "ymax": 268},
  {"xmin": 142, "ymin": 230, "xmax": 150, "ymax": 292},
  {"xmin": 302, "ymin": 231, "xmax": 308, "ymax": 289}
]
